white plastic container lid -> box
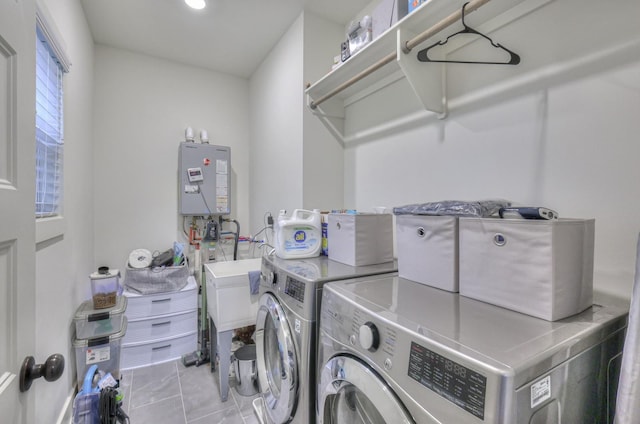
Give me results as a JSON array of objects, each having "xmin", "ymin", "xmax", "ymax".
[{"xmin": 74, "ymin": 296, "xmax": 127, "ymax": 322}]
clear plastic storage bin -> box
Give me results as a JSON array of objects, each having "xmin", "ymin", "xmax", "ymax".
[
  {"xmin": 72, "ymin": 317, "xmax": 127, "ymax": 388},
  {"xmin": 73, "ymin": 296, "xmax": 127, "ymax": 339}
]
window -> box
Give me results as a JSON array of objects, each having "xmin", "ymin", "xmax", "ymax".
[{"xmin": 35, "ymin": 25, "xmax": 64, "ymax": 218}]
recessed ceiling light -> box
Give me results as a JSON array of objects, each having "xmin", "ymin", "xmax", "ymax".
[{"xmin": 185, "ymin": 0, "xmax": 206, "ymax": 10}]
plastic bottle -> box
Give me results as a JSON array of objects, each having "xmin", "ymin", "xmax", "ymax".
[{"xmin": 274, "ymin": 209, "xmax": 322, "ymax": 259}]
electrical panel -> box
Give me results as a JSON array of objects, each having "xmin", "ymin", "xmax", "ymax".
[{"xmin": 179, "ymin": 142, "xmax": 231, "ymax": 216}]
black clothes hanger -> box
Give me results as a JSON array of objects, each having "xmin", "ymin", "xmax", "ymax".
[{"xmin": 417, "ymin": 2, "xmax": 520, "ymax": 65}]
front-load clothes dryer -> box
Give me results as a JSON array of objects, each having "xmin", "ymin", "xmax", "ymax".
[
  {"xmin": 253, "ymin": 253, "xmax": 397, "ymax": 424},
  {"xmin": 317, "ymin": 274, "xmax": 629, "ymax": 424}
]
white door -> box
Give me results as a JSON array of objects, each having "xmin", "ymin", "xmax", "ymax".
[{"xmin": 0, "ymin": 0, "xmax": 38, "ymax": 423}]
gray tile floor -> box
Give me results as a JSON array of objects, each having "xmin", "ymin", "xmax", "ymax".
[{"xmin": 119, "ymin": 360, "xmax": 260, "ymax": 424}]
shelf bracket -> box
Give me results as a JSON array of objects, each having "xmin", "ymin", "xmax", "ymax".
[
  {"xmin": 305, "ymin": 94, "xmax": 346, "ymax": 145},
  {"xmin": 396, "ymin": 27, "xmax": 448, "ymax": 118},
  {"xmin": 305, "ymin": 93, "xmax": 345, "ymax": 119}
]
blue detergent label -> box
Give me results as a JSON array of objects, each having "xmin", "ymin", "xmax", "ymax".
[{"xmin": 283, "ymin": 227, "xmax": 319, "ymax": 251}]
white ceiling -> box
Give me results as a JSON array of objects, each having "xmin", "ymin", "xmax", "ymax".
[{"xmin": 80, "ymin": 0, "xmax": 371, "ymax": 78}]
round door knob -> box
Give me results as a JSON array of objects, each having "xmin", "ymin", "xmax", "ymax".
[
  {"xmin": 19, "ymin": 353, "xmax": 65, "ymax": 392},
  {"xmin": 359, "ymin": 321, "xmax": 380, "ymax": 352}
]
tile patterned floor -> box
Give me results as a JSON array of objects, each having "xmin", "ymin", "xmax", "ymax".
[{"xmin": 119, "ymin": 360, "xmax": 260, "ymax": 424}]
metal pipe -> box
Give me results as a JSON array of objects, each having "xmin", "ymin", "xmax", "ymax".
[{"xmin": 309, "ymin": 0, "xmax": 492, "ymax": 109}]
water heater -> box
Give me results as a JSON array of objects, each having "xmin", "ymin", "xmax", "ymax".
[{"xmin": 179, "ymin": 142, "xmax": 231, "ymax": 216}]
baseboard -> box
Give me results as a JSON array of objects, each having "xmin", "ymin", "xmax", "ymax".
[{"xmin": 55, "ymin": 387, "xmax": 76, "ymax": 424}]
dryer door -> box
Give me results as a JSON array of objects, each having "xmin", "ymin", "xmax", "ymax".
[
  {"xmin": 255, "ymin": 292, "xmax": 298, "ymax": 423},
  {"xmin": 319, "ymin": 355, "xmax": 415, "ymax": 424}
]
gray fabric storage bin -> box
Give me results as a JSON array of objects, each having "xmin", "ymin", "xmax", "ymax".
[
  {"xmin": 396, "ymin": 215, "xmax": 459, "ymax": 292},
  {"xmin": 328, "ymin": 213, "xmax": 393, "ymax": 266},
  {"xmin": 124, "ymin": 263, "xmax": 189, "ymax": 294},
  {"xmin": 459, "ymin": 217, "xmax": 594, "ymax": 321}
]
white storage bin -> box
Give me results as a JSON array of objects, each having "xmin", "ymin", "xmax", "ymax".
[
  {"xmin": 459, "ymin": 218, "xmax": 595, "ymax": 321},
  {"xmin": 124, "ymin": 278, "xmax": 197, "ymax": 320},
  {"xmin": 121, "ymin": 277, "xmax": 197, "ymax": 370},
  {"xmin": 72, "ymin": 317, "xmax": 127, "ymax": 388},
  {"xmin": 123, "ymin": 310, "xmax": 197, "ymax": 344},
  {"xmin": 121, "ymin": 331, "xmax": 197, "ymax": 370},
  {"xmin": 73, "ymin": 296, "xmax": 127, "ymax": 339},
  {"xmin": 328, "ymin": 213, "xmax": 393, "ymax": 266},
  {"xmin": 396, "ymin": 215, "xmax": 459, "ymax": 292}
]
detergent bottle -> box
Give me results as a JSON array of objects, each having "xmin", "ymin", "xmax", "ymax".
[{"xmin": 274, "ymin": 209, "xmax": 322, "ymax": 259}]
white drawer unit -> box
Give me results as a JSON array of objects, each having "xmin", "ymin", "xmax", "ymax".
[
  {"xmin": 124, "ymin": 310, "xmax": 197, "ymax": 344},
  {"xmin": 121, "ymin": 332, "xmax": 197, "ymax": 370},
  {"xmin": 124, "ymin": 280, "xmax": 197, "ymax": 320},
  {"xmin": 121, "ymin": 276, "xmax": 197, "ymax": 370}
]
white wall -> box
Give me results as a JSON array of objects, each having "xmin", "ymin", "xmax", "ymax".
[
  {"xmin": 249, "ymin": 11, "xmax": 348, "ymax": 237},
  {"xmin": 302, "ymin": 13, "xmax": 346, "ymax": 211},
  {"xmin": 345, "ymin": 60, "xmax": 640, "ymax": 299},
  {"xmin": 249, "ymin": 15, "xmax": 304, "ymax": 234},
  {"xmin": 93, "ymin": 47, "xmax": 251, "ymax": 268},
  {"xmin": 36, "ymin": 0, "xmax": 95, "ymax": 421}
]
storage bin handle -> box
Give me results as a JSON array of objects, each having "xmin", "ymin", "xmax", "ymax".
[
  {"xmin": 88, "ymin": 311, "xmax": 110, "ymax": 322},
  {"xmin": 152, "ymin": 344, "xmax": 172, "ymax": 351},
  {"xmin": 151, "ymin": 298, "xmax": 171, "ymax": 303}
]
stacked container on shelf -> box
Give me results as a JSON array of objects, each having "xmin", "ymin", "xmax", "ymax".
[{"xmin": 72, "ymin": 270, "xmax": 128, "ymax": 389}]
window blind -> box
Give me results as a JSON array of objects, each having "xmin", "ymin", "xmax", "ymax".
[{"xmin": 35, "ymin": 25, "xmax": 64, "ymax": 218}]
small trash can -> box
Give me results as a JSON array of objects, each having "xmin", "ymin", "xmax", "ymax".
[{"xmin": 233, "ymin": 344, "xmax": 258, "ymax": 397}]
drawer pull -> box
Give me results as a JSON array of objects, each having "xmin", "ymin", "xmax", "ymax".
[
  {"xmin": 151, "ymin": 298, "xmax": 171, "ymax": 303},
  {"xmin": 152, "ymin": 344, "xmax": 172, "ymax": 351},
  {"xmin": 152, "ymin": 321, "xmax": 172, "ymax": 327}
]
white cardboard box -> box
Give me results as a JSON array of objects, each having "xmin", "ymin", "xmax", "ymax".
[
  {"xmin": 459, "ymin": 218, "xmax": 594, "ymax": 321},
  {"xmin": 396, "ymin": 215, "xmax": 458, "ymax": 292},
  {"xmin": 328, "ymin": 213, "xmax": 394, "ymax": 266},
  {"xmin": 373, "ymin": 0, "xmax": 409, "ymax": 39}
]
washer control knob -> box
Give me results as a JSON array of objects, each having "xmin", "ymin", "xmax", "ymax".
[
  {"xmin": 359, "ymin": 321, "xmax": 380, "ymax": 352},
  {"xmin": 384, "ymin": 358, "xmax": 392, "ymax": 371}
]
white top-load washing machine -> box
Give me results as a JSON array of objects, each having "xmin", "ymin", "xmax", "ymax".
[
  {"xmin": 318, "ymin": 275, "xmax": 628, "ymax": 424},
  {"xmin": 253, "ymin": 253, "xmax": 397, "ymax": 424}
]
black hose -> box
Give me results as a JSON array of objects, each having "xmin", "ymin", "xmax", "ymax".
[
  {"xmin": 231, "ymin": 219, "xmax": 239, "ymax": 260},
  {"xmin": 223, "ymin": 218, "xmax": 240, "ymax": 260}
]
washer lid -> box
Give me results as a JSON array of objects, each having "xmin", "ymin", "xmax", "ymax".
[
  {"xmin": 263, "ymin": 253, "xmax": 397, "ymax": 284},
  {"xmin": 324, "ymin": 275, "xmax": 629, "ymax": 372}
]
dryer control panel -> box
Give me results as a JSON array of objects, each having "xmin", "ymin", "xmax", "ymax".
[{"xmin": 408, "ymin": 341, "xmax": 487, "ymax": 420}]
